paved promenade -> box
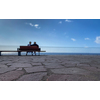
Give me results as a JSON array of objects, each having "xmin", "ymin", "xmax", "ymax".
[{"xmin": 0, "ymin": 55, "xmax": 100, "ymax": 81}]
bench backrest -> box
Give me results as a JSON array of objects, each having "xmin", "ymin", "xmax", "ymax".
[{"xmin": 19, "ymin": 46, "xmax": 40, "ymax": 51}]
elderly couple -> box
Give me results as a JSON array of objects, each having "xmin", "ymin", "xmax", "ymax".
[{"xmin": 26, "ymin": 41, "xmax": 39, "ymax": 55}]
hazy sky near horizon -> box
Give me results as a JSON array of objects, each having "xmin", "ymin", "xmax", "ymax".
[{"xmin": 0, "ymin": 19, "xmax": 100, "ymax": 48}]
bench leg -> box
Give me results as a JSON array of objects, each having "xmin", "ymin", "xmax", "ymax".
[{"xmin": 18, "ymin": 51, "xmax": 21, "ymax": 56}]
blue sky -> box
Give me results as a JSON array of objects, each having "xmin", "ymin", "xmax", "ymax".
[{"xmin": 0, "ymin": 19, "xmax": 100, "ymax": 52}]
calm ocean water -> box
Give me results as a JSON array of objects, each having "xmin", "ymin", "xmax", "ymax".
[
  {"xmin": 41, "ymin": 52, "xmax": 100, "ymax": 55},
  {"xmin": 40, "ymin": 52, "xmax": 100, "ymax": 55},
  {"xmin": 1, "ymin": 52, "xmax": 100, "ymax": 55},
  {"xmin": 1, "ymin": 46, "xmax": 100, "ymax": 55}
]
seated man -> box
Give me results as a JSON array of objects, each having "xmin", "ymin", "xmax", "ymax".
[
  {"xmin": 31, "ymin": 42, "xmax": 39, "ymax": 47},
  {"xmin": 31, "ymin": 42, "xmax": 39, "ymax": 55},
  {"xmin": 26, "ymin": 41, "xmax": 33, "ymax": 55}
]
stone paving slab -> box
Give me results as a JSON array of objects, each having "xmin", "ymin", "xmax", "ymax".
[
  {"xmin": 0, "ymin": 55, "xmax": 100, "ymax": 81},
  {"xmin": 0, "ymin": 60, "xmax": 13, "ymax": 62},
  {"xmin": 10, "ymin": 63, "xmax": 32, "ymax": 68},
  {"xmin": 17, "ymin": 68, "xmax": 23, "ymax": 71},
  {"xmin": 61, "ymin": 61, "xmax": 80, "ymax": 64},
  {"xmin": 0, "ymin": 70, "xmax": 24, "ymax": 81},
  {"xmin": 0, "ymin": 64, "xmax": 8, "ymax": 68},
  {"xmin": 63, "ymin": 63, "xmax": 77, "ymax": 68},
  {"xmin": 31, "ymin": 63, "xmax": 42, "ymax": 66},
  {"xmin": 76, "ymin": 65, "xmax": 100, "ymax": 72},
  {"xmin": 76, "ymin": 63, "xmax": 90, "ymax": 67},
  {"xmin": 46, "ymin": 74, "xmax": 99, "ymax": 81},
  {"xmin": 0, "ymin": 67, "xmax": 16, "ymax": 74},
  {"xmin": 45, "ymin": 59, "xmax": 61, "ymax": 63},
  {"xmin": 90, "ymin": 64, "xmax": 100, "ymax": 69},
  {"xmin": 44, "ymin": 63, "xmax": 65, "ymax": 69},
  {"xmin": 31, "ymin": 58, "xmax": 45, "ymax": 62},
  {"xmin": 17, "ymin": 72, "xmax": 47, "ymax": 81},
  {"xmin": 24, "ymin": 66, "xmax": 47, "ymax": 73},
  {"xmin": 50, "ymin": 68, "xmax": 93, "ymax": 75}
]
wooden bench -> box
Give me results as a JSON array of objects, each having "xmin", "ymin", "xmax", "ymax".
[{"xmin": 0, "ymin": 46, "xmax": 46, "ymax": 56}]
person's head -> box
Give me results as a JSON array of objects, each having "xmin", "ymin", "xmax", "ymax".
[
  {"xmin": 29, "ymin": 41, "xmax": 31, "ymax": 44},
  {"xmin": 34, "ymin": 42, "xmax": 36, "ymax": 44}
]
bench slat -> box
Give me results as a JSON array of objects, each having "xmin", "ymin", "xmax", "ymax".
[{"xmin": 20, "ymin": 46, "xmax": 40, "ymax": 50}]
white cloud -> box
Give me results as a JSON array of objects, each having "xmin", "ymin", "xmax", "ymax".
[
  {"xmin": 65, "ymin": 19, "xmax": 72, "ymax": 22},
  {"xmin": 71, "ymin": 38, "xmax": 76, "ymax": 41},
  {"xmin": 29, "ymin": 23, "xmax": 34, "ymax": 26},
  {"xmin": 34, "ymin": 24, "xmax": 39, "ymax": 28},
  {"xmin": 59, "ymin": 21, "xmax": 62, "ymax": 24},
  {"xmin": 85, "ymin": 38, "xmax": 90, "ymax": 40},
  {"xmin": 25, "ymin": 23, "xmax": 34, "ymax": 27},
  {"xmin": 34, "ymin": 24, "xmax": 41, "ymax": 29},
  {"xmin": 26, "ymin": 23, "xmax": 40, "ymax": 29},
  {"xmin": 95, "ymin": 36, "xmax": 100, "ymax": 44}
]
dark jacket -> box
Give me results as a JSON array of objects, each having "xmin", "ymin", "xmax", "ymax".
[{"xmin": 31, "ymin": 44, "xmax": 39, "ymax": 47}]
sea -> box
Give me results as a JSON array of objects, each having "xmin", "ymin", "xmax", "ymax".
[
  {"xmin": 1, "ymin": 52, "xmax": 100, "ymax": 55},
  {"xmin": 1, "ymin": 46, "xmax": 100, "ymax": 55}
]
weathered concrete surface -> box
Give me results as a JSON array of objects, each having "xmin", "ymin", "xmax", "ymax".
[{"xmin": 0, "ymin": 55, "xmax": 100, "ymax": 81}]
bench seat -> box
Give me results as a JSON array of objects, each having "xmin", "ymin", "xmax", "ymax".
[{"xmin": 19, "ymin": 46, "xmax": 40, "ymax": 51}]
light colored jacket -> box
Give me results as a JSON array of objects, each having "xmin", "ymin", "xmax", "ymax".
[{"xmin": 27, "ymin": 44, "xmax": 31, "ymax": 46}]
